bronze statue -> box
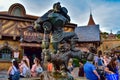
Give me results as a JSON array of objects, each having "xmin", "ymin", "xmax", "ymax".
[
  {"xmin": 43, "ymin": 46, "xmax": 94, "ymax": 72},
  {"xmin": 34, "ymin": 2, "xmax": 78, "ymax": 54},
  {"xmin": 33, "ymin": 2, "xmax": 95, "ymax": 80},
  {"xmin": 40, "ymin": 46, "xmax": 95, "ymax": 80}
]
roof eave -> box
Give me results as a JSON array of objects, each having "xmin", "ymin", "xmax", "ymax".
[
  {"xmin": 0, "ymin": 14, "xmax": 38, "ymax": 22},
  {"xmin": 77, "ymin": 40, "xmax": 100, "ymax": 42}
]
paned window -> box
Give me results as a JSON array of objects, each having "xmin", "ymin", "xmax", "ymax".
[
  {"xmin": 0, "ymin": 47, "xmax": 12, "ymax": 60},
  {"xmin": 12, "ymin": 7, "xmax": 22, "ymax": 16}
]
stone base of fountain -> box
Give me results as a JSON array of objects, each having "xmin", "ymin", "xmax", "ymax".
[{"xmin": 39, "ymin": 71, "xmax": 74, "ymax": 80}]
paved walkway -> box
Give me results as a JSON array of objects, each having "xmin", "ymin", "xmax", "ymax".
[
  {"xmin": 0, "ymin": 70, "xmax": 8, "ymax": 80},
  {"xmin": 71, "ymin": 67, "xmax": 86, "ymax": 80},
  {"xmin": 0, "ymin": 67, "xmax": 86, "ymax": 80}
]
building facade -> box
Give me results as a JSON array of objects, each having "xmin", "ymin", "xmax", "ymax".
[
  {"xmin": 99, "ymin": 32, "xmax": 120, "ymax": 54},
  {"xmin": 0, "ymin": 3, "xmax": 77, "ymax": 70},
  {"xmin": 75, "ymin": 13, "xmax": 101, "ymax": 52}
]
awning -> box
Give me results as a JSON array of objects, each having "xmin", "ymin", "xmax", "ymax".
[{"xmin": 20, "ymin": 43, "xmax": 41, "ymax": 47}]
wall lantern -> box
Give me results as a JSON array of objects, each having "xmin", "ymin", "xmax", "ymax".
[{"xmin": 13, "ymin": 47, "xmax": 20, "ymax": 59}]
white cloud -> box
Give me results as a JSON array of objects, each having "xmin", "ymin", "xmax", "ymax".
[
  {"xmin": 85, "ymin": 2, "xmax": 120, "ymax": 34},
  {"xmin": 0, "ymin": 0, "xmax": 120, "ymax": 34},
  {"xmin": 0, "ymin": 0, "xmax": 22, "ymax": 11}
]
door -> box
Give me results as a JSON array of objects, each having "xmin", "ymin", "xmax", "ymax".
[{"xmin": 24, "ymin": 47, "xmax": 42, "ymax": 68}]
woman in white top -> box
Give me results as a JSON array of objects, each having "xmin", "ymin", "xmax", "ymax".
[
  {"xmin": 22, "ymin": 55, "xmax": 30, "ymax": 68},
  {"xmin": 103, "ymin": 55, "xmax": 111, "ymax": 66},
  {"xmin": 7, "ymin": 59, "xmax": 20, "ymax": 80},
  {"xmin": 19, "ymin": 60, "xmax": 31, "ymax": 78}
]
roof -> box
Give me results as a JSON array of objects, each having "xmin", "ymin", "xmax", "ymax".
[
  {"xmin": 107, "ymin": 32, "xmax": 116, "ymax": 39},
  {"xmin": 0, "ymin": 3, "xmax": 38, "ymax": 21},
  {"xmin": 75, "ymin": 25, "xmax": 100, "ymax": 42},
  {"xmin": 87, "ymin": 13, "xmax": 96, "ymax": 26},
  {"xmin": 0, "ymin": 3, "xmax": 38, "ymax": 37}
]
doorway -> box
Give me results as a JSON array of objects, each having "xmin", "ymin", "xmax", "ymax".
[{"xmin": 24, "ymin": 47, "xmax": 42, "ymax": 68}]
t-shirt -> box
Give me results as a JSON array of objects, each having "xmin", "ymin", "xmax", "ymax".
[
  {"xmin": 20, "ymin": 64, "xmax": 31, "ymax": 77},
  {"xmin": 107, "ymin": 65, "xmax": 118, "ymax": 73},
  {"xmin": 84, "ymin": 61, "xmax": 98, "ymax": 80},
  {"xmin": 47, "ymin": 63, "xmax": 53, "ymax": 72},
  {"xmin": 10, "ymin": 66, "xmax": 18, "ymax": 75},
  {"xmin": 98, "ymin": 58, "xmax": 104, "ymax": 66},
  {"xmin": 94, "ymin": 55, "xmax": 98, "ymax": 63}
]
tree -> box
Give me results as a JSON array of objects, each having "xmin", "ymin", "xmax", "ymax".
[
  {"xmin": 117, "ymin": 34, "xmax": 120, "ymax": 39},
  {"xmin": 116, "ymin": 31, "xmax": 120, "ymax": 39},
  {"xmin": 101, "ymin": 32, "xmax": 109, "ymax": 39}
]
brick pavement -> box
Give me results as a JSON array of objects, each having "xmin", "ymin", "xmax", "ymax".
[{"xmin": 0, "ymin": 70, "xmax": 8, "ymax": 80}]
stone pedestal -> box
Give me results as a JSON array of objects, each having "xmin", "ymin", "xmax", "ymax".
[{"xmin": 39, "ymin": 71, "xmax": 74, "ymax": 80}]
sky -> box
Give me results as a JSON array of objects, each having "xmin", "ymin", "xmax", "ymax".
[{"xmin": 0, "ymin": 0, "xmax": 120, "ymax": 34}]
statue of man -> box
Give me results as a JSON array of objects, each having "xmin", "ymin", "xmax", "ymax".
[{"xmin": 34, "ymin": 2, "xmax": 78, "ymax": 53}]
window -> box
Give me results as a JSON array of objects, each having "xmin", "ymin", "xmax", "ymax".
[
  {"xmin": 12, "ymin": 7, "xmax": 22, "ymax": 16},
  {"xmin": 0, "ymin": 47, "xmax": 12, "ymax": 60}
]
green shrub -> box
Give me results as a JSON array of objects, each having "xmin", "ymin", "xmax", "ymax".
[
  {"xmin": 82, "ymin": 59, "xmax": 87, "ymax": 64},
  {"xmin": 73, "ymin": 58, "xmax": 87, "ymax": 67},
  {"xmin": 73, "ymin": 58, "xmax": 79, "ymax": 67}
]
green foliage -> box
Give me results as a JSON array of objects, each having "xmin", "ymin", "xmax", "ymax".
[
  {"xmin": 73, "ymin": 58, "xmax": 79, "ymax": 67},
  {"xmin": 73, "ymin": 58, "xmax": 87, "ymax": 67},
  {"xmin": 102, "ymin": 32, "xmax": 108, "ymax": 35},
  {"xmin": 117, "ymin": 34, "xmax": 120, "ymax": 39},
  {"xmin": 101, "ymin": 32, "xmax": 109, "ymax": 39},
  {"xmin": 82, "ymin": 59, "xmax": 87, "ymax": 64}
]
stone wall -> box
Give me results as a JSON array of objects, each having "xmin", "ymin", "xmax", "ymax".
[
  {"xmin": 0, "ymin": 40, "xmax": 22, "ymax": 70},
  {"xmin": 0, "ymin": 61, "xmax": 11, "ymax": 71},
  {"xmin": 98, "ymin": 39, "xmax": 120, "ymax": 53}
]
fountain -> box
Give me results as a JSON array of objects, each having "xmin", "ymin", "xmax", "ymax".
[{"xmin": 33, "ymin": 2, "xmax": 94, "ymax": 80}]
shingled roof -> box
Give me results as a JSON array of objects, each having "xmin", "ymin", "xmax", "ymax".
[{"xmin": 75, "ymin": 25, "xmax": 100, "ymax": 42}]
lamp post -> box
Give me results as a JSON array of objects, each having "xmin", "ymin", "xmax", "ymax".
[{"xmin": 13, "ymin": 47, "xmax": 20, "ymax": 61}]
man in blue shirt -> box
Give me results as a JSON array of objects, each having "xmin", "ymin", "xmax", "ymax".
[{"xmin": 84, "ymin": 54, "xmax": 100, "ymax": 80}]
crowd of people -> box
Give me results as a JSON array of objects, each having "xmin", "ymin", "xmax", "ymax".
[
  {"xmin": 7, "ymin": 50, "xmax": 120, "ymax": 80},
  {"xmin": 78, "ymin": 50, "xmax": 120, "ymax": 80},
  {"xmin": 7, "ymin": 55, "xmax": 45, "ymax": 80}
]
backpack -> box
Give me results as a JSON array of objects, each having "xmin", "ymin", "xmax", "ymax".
[
  {"xmin": 36, "ymin": 66, "xmax": 43, "ymax": 74},
  {"xmin": 98, "ymin": 58, "xmax": 104, "ymax": 66},
  {"xmin": 12, "ymin": 67, "xmax": 20, "ymax": 80}
]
